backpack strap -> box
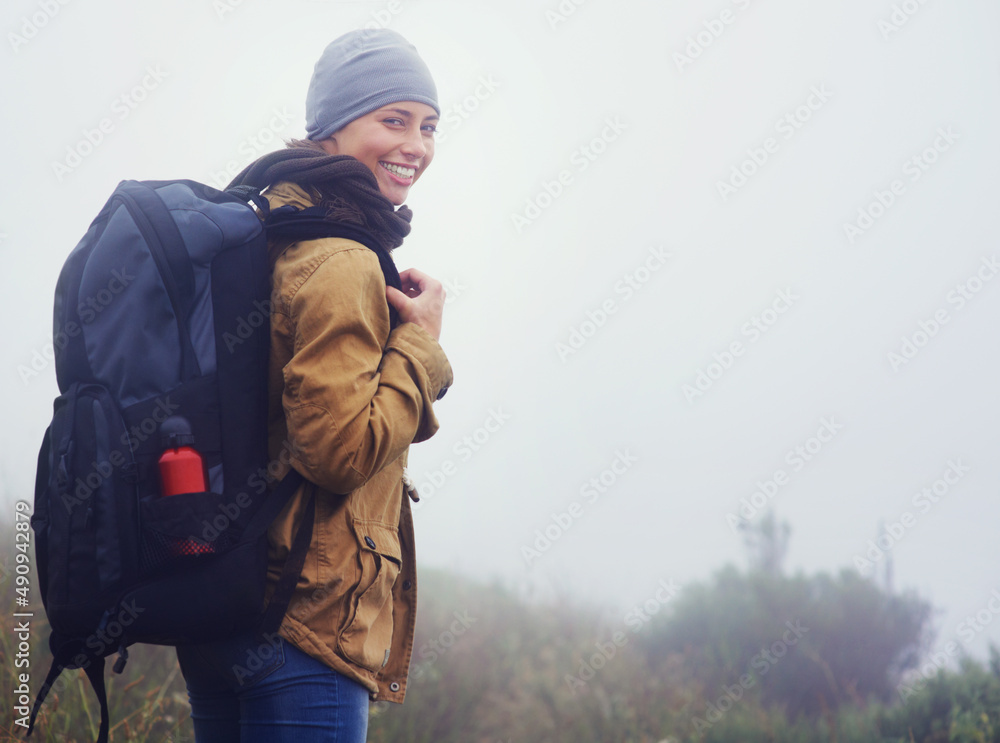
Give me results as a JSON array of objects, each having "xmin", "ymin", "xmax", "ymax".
[
  {"xmin": 263, "ymin": 204, "xmax": 402, "ymax": 326},
  {"xmin": 25, "ymin": 658, "xmax": 61, "ymax": 739},
  {"xmin": 242, "ymin": 468, "xmax": 304, "ymax": 541},
  {"xmin": 262, "ymin": 205, "xmax": 400, "ymax": 286},
  {"xmin": 84, "ymin": 658, "xmax": 111, "ymax": 743},
  {"xmin": 26, "ymin": 656, "xmax": 108, "ymax": 743},
  {"xmin": 235, "ymin": 467, "xmax": 315, "ymax": 636},
  {"xmin": 228, "ymin": 195, "xmax": 387, "ymax": 634},
  {"xmin": 117, "ymin": 181, "xmax": 201, "ymax": 380},
  {"xmin": 259, "ymin": 481, "xmax": 317, "ymax": 635}
]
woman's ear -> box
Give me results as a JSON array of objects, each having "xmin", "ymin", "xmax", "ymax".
[{"xmin": 318, "ymin": 137, "xmax": 339, "ymax": 155}]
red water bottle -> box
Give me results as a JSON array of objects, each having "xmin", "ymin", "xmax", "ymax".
[{"xmin": 158, "ymin": 416, "xmax": 214, "ymax": 555}]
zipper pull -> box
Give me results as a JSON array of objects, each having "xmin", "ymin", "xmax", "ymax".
[{"xmin": 401, "ymin": 468, "xmax": 419, "ymax": 502}]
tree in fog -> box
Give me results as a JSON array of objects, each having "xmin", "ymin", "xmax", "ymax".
[{"xmin": 638, "ymin": 514, "xmax": 933, "ymax": 719}]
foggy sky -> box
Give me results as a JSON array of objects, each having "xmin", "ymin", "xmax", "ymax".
[{"xmin": 3, "ymin": 0, "xmax": 999, "ymax": 666}]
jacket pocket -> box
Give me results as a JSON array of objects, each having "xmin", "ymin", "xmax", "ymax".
[{"xmin": 338, "ymin": 519, "xmax": 401, "ymax": 672}]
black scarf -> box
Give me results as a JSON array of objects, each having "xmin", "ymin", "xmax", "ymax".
[
  {"xmin": 228, "ymin": 145, "xmax": 412, "ymax": 249},
  {"xmin": 228, "ymin": 145, "xmax": 410, "ymax": 321}
]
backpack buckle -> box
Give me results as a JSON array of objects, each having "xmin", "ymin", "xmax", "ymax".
[{"xmin": 112, "ymin": 644, "xmax": 129, "ymax": 674}]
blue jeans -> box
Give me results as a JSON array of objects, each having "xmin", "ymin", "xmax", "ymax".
[{"xmin": 176, "ymin": 630, "xmax": 370, "ymax": 742}]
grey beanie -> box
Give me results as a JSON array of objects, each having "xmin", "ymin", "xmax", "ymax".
[{"xmin": 305, "ymin": 29, "xmax": 439, "ymax": 141}]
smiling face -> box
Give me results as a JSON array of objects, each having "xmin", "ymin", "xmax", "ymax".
[{"xmin": 318, "ymin": 101, "xmax": 438, "ymax": 205}]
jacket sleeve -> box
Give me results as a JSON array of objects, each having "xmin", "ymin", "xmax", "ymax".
[{"xmin": 279, "ymin": 244, "xmax": 453, "ymax": 494}]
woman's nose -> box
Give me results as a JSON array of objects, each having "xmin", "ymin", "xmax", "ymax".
[{"xmin": 400, "ymin": 128, "xmax": 427, "ymax": 159}]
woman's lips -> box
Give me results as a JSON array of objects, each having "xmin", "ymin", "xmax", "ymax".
[{"xmin": 380, "ymin": 161, "xmax": 415, "ymax": 184}]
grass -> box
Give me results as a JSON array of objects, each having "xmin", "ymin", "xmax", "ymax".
[
  {"xmin": 0, "ymin": 521, "xmax": 193, "ymax": 743},
  {"xmin": 6, "ymin": 519, "xmax": 1000, "ymax": 742}
]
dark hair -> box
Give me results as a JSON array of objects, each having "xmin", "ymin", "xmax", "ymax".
[{"xmin": 228, "ymin": 140, "xmax": 412, "ymax": 251}]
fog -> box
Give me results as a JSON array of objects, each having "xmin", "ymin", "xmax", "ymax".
[{"xmin": 3, "ymin": 0, "xmax": 998, "ymax": 665}]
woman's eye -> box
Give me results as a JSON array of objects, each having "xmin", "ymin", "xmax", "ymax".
[
  {"xmin": 383, "ymin": 117, "xmax": 404, "ymax": 126},
  {"xmin": 422, "ymin": 124, "xmax": 438, "ymax": 134}
]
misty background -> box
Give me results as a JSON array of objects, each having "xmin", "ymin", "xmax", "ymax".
[{"xmin": 2, "ymin": 0, "xmax": 998, "ymax": 669}]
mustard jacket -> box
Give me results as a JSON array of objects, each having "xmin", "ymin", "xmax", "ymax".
[{"xmin": 262, "ymin": 181, "xmax": 453, "ymax": 702}]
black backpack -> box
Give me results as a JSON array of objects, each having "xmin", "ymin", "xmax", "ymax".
[{"xmin": 27, "ymin": 176, "xmax": 390, "ymax": 742}]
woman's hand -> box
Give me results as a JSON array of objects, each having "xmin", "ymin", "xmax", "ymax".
[{"xmin": 386, "ymin": 268, "xmax": 446, "ymax": 341}]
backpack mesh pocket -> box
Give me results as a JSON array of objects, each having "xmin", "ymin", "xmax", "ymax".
[{"xmin": 138, "ymin": 491, "xmax": 240, "ymax": 573}]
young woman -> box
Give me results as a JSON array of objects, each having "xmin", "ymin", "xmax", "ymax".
[{"xmin": 175, "ymin": 29, "xmax": 453, "ymax": 742}]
